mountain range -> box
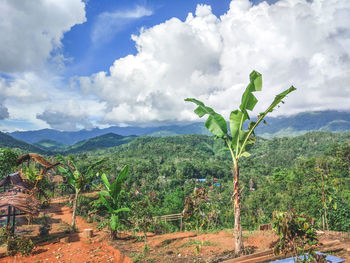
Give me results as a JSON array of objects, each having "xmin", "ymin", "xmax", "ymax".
[{"xmin": 1, "ymin": 110, "xmax": 350, "ymax": 153}]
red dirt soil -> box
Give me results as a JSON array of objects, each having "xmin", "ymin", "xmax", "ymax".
[
  {"xmin": 1, "ymin": 200, "xmax": 349, "ymax": 263},
  {"xmin": 0, "ymin": 200, "xmax": 132, "ymax": 263}
]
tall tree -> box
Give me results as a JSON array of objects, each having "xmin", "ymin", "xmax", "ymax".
[{"xmin": 185, "ymin": 70, "xmax": 296, "ymax": 255}]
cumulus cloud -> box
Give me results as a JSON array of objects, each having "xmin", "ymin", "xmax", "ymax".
[
  {"xmin": 0, "ymin": 0, "xmax": 87, "ymax": 131},
  {"xmin": 0, "ymin": 73, "xmax": 49, "ymax": 103},
  {"xmin": 0, "ymin": 104, "xmax": 9, "ymax": 120},
  {"xmin": 37, "ymin": 111, "xmax": 92, "ymax": 131},
  {"xmin": 0, "ymin": 0, "xmax": 86, "ymax": 73},
  {"xmin": 79, "ymin": 0, "xmax": 350, "ymax": 126},
  {"xmin": 91, "ymin": 5, "xmax": 153, "ymax": 44},
  {"xmin": 36, "ymin": 99, "xmax": 106, "ymax": 131}
]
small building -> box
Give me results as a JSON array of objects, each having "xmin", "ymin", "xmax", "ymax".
[{"xmin": 0, "ymin": 172, "xmax": 41, "ymax": 233}]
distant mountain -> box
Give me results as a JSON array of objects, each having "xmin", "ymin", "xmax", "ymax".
[
  {"xmin": 9, "ymin": 123, "xmax": 209, "ymax": 145},
  {"xmin": 7, "ymin": 110, "xmax": 350, "ymax": 144},
  {"xmin": 65, "ymin": 133, "xmax": 137, "ymax": 153},
  {"xmin": 255, "ymin": 110, "xmax": 350, "ymax": 138},
  {"xmin": 33, "ymin": 139, "xmax": 68, "ymax": 151},
  {"xmin": 0, "ymin": 131, "xmax": 45, "ymax": 153}
]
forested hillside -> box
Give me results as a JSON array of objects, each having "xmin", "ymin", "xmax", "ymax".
[
  {"xmin": 68, "ymin": 131, "xmax": 350, "ymax": 231},
  {"xmin": 0, "ymin": 131, "xmax": 45, "ymax": 153},
  {"xmin": 1, "ymin": 131, "xmax": 349, "ymax": 232}
]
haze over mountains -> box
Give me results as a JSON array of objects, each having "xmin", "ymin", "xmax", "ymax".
[{"xmin": 1, "ymin": 110, "xmax": 350, "ymax": 153}]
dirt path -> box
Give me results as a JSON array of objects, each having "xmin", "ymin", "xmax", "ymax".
[{"xmin": 0, "ymin": 201, "xmax": 132, "ymax": 263}]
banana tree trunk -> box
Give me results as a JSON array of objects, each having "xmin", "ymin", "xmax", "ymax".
[
  {"xmin": 110, "ymin": 229, "xmax": 118, "ymax": 240},
  {"xmin": 233, "ymin": 161, "xmax": 243, "ymax": 255},
  {"xmin": 71, "ymin": 190, "xmax": 79, "ymax": 228}
]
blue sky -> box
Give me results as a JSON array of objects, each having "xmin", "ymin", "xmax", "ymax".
[
  {"xmin": 0, "ymin": 0, "xmax": 349, "ymax": 131},
  {"xmin": 63, "ymin": 0, "xmax": 280, "ymax": 77},
  {"xmin": 63, "ymin": 0, "xmax": 232, "ymax": 77}
]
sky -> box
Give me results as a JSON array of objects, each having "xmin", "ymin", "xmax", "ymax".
[{"xmin": 0, "ymin": 0, "xmax": 349, "ymax": 132}]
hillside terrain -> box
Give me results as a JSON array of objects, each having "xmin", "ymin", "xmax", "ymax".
[
  {"xmin": 7, "ymin": 110, "xmax": 350, "ymax": 145},
  {"xmin": 33, "ymin": 139, "xmax": 68, "ymax": 151},
  {"xmin": 65, "ymin": 133, "xmax": 137, "ymax": 153},
  {"xmin": 0, "ymin": 130, "xmax": 349, "ymax": 261},
  {"xmin": 0, "ymin": 131, "xmax": 45, "ymax": 153}
]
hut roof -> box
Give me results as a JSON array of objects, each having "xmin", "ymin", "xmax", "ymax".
[
  {"xmin": 17, "ymin": 154, "xmax": 60, "ymax": 175},
  {"xmin": 17, "ymin": 154, "xmax": 54, "ymax": 168},
  {"xmin": 0, "ymin": 190, "xmax": 40, "ymax": 216},
  {"xmin": 0, "ymin": 172, "xmax": 33, "ymax": 191}
]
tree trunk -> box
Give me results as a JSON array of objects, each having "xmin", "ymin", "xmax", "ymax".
[
  {"xmin": 233, "ymin": 161, "xmax": 243, "ymax": 255},
  {"xmin": 71, "ymin": 191, "xmax": 79, "ymax": 228},
  {"xmin": 110, "ymin": 229, "xmax": 117, "ymax": 240}
]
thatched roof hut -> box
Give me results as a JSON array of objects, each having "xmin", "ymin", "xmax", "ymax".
[
  {"xmin": 0, "ymin": 172, "xmax": 40, "ymax": 216},
  {"xmin": 0, "ymin": 190, "xmax": 40, "ymax": 216},
  {"xmin": 0, "ymin": 172, "xmax": 33, "ymax": 192}
]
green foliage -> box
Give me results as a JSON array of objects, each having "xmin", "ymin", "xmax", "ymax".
[
  {"xmin": 179, "ymin": 239, "xmax": 217, "ymax": 248},
  {"xmin": 272, "ymin": 210, "xmax": 322, "ymax": 263},
  {"xmin": 14, "ymin": 236, "xmax": 35, "ymax": 256},
  {"xmin": 182, "ymin": 188, "xmax": 219, "ymax": 231},
  {"xmin": 23, "ymin": 167, "xmax": 41, "ymax": 183},
  {"xmin": 98, "ymin": 166, "xmax": 130, "ymax": 239},
  {"xmin": 58, "ymin": 131, "xmax": 350, "ymax": 234},
  {"xmin": 0, "ymin": 148, "xmax": 18, "ymax": 177},
  {"xmin": 0, "ymin": 227, "xmax": 35, "ymax": 256},
  {"xmin": 0, "ymin": 227, "xmax": 11, "ymax": 245},
  {"xmin": 66, "ymin": 133, "xmax": 136, "ymax": 153},
  {"xmin": 186, "ymin": 71, "xmax": 295, "ymax": 253},
  {"xmin": 57, "ymin": 154, "xmax": 105, "ymax": 227},
  {"xmin": 38, "ymin": 215, "xmax": 52, "ymax": 237},
  {"xmin": 185, "ymin": 71, "xmax": 296, "ymax": 159},
  {"xmin": 0, "ymin": 132, "xmax": 44, "ymax": 153}
]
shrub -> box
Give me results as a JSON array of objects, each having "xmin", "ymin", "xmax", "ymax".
[
  {"xmin": 15, "ymin": 237, "xmax": 35, "ymax": 256},
  {"xmin": 0, "ymin": 227, "xmax": 35, "ymax": 256},
  {"xmin": 38, "ymin": 215, "xmax": 52, "ymax": 237},
  {"xmin": 272, "ymin": 210, "xmax": 325, "ymax": 262}
]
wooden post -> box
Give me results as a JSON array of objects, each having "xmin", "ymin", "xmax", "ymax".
[
  {"xmin": 7, "ymin": 206, "xmax": 11, "ymax": 228},
  {"xmin": 11, "ymin": 207, "xmax": 16, "ymax": 235},
  {"xmin": 180, "ymin": 215, "xmax": 183, "ymax": 232}
]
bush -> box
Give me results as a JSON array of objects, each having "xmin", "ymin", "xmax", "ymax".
[
  {"xmin": 272, "ymin": 210, "xmax": 324, "ymax": 262},
  {"xmin": 0, "ymin": 227, "xmax": 35, "ymax": 256},
  {"xmin": 15, "ymin": 237, "xmax": 35, "ymax": 256},
  {"xmin": 38, "ymin": 216, "xmax": 52, "ymax": 237}
]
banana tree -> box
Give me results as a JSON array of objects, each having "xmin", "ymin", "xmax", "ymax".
[
  {"xmin": 99, "ymin": 165, "xmax": 130, "ymax": 239},
  {"xmin": 57, "ymin": 154, "xmax": 104, "ymax": 228},
  {"xmin": 185, "ymin": 70, "xmax": 296, "ymax": 255}
]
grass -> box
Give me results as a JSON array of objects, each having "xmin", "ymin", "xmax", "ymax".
[
  {"xmin": 178, "ymin": 239, "xmax": 218, "ymax": 248},
  {"xmin": 159, "ymin": 239, "xmax": 175, "ymax": 247},
  {"xmin": 242, "ymin": 230, "xmax": 256, "ymax": 238}
]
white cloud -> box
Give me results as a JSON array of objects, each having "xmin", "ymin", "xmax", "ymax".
[
  {"xmin": 91, "ymin": 5, "xmax": 153, "ymax": 44},
  {"xmin": 0, "ymin": 71, "xmax": 106, "ymax": 131},
  {"xmin": 79, "ymin": 0, "xmax": 350, "ymax": 126},
  {"xmin": 36, "ymin": 99, "xmax": 106, "ymax": 131},
  {"xmin": 0, "ymin": 0, "xmax": 87, "ymax": 131},
  {"xmin": 0, "ymin": 0, "xmax": 86, "ymax": 73}
]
